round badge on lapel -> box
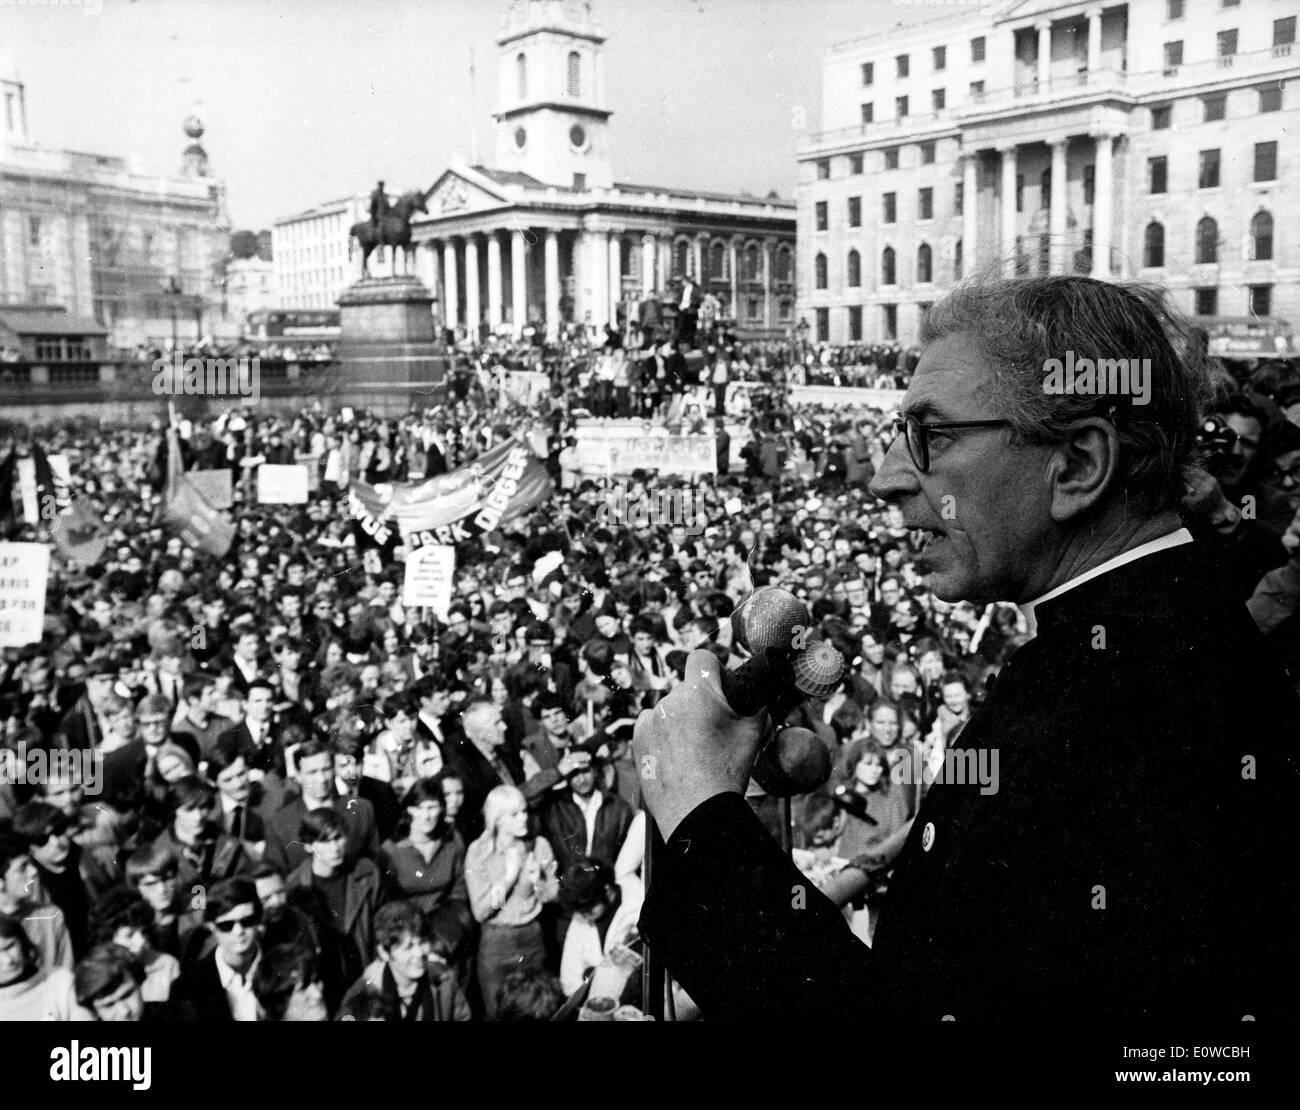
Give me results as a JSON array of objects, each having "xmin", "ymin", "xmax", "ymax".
[{"xmin": 921, "ymin": 822, "xmax": 936, "ymax": 852}]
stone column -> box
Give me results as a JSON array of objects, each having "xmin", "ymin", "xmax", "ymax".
[
  {"xmin": 608, "ymin": 233, "xmax": 622, "ymax": 326},
  {"xmin": 544, "ymin": 229, "xmax": 560, "ymax": 341},
  {"xmin": 763, "ymin": 239, "xmax": 774, "ymax": 329},
  {"xmin": 692, "ymin": 236, "xmax": 703, "ymax": 280},
  {"xmin": 1086, "ymin": 6, "xmax": 1103, "ymax": 73},
  {"xmin": 640, "ymin": 233, "xmax": 656, "ymax": 296},
  {"xmin": 464, "ymin": 234, "xmax": 481, "ymax": 338},
  {"xmin": 729, "ymin": 238, "xmax": 740, "ymax": 323},
  {"xmin": 962, "ymin": 152, "xmax": 979, "ymax": 274},
  {"xmin": 1036, "ymin": 20, "xmax": 1052, "ymax": 89},
  {"xmin": 442, "ymin": 239, "xmax": 459, "ymax": 331},
  {"xmin": 999, "ymin": 143, "xmax": 1018, "ymax": 276},
  {"xmin": 1091, "ymin": 132, "xmax": 1114, "ymax": 279},
  {"xmin": 511, "ymin": 229, "xmax": 528, "ymax": 336},
  {"xmin": 1049, "ymin": 140, "xmax": 1068, "ymax": 274},
  {"xmin": 486, "ymin": 232, "xmax": 503, "ymax": 333}
]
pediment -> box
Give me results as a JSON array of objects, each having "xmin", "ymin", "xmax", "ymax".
[{"xmin": 423, "ymin": 166, "xmax": 512, "ymax": 219}]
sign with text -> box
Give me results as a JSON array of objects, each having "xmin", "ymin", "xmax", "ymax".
[
  {"xmin": 574, "ymin": 430, "xmax": 717, "ymax": 477},
  {"xmin": 257, "ymin": 464, "xmax": 310, "ymax": 504},
  {"xmin": 401, "ymin": 543, "xmax": 455, "ymax": 617},
  {"xmin": 0, "ymin": 543, "xmax": 49, "ymax": 647}
]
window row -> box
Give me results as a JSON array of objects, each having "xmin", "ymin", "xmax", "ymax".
[
  {"xmin": 668, "ymin": 240, "xmax": 795, "ymax": 283},
  {"xmin": 1143, "ymin": 211, "xmax": 1275, "ymax": 267},
  {"xmin": 859, "ymin": 37, "xmax": 984, "ymax": 87},
  {"xmin": 814, "ymin": 243, "xmax": 956, "ymax": 290},
  {"xmin": 515, "ymin": 50, "xmax": 585, "ymax": 99},
  {"xmin": 1162, "ymin": 16, "xmax": 1294, "ymax": 74},
  {"xmin": 813, "ymin": 304, "xmax": 915, "ymax": 343},
  {"xmin": 815, "ymin": 184, "xmax": 952, "ymax": 231},
  {"xmin": 1189, "ymin": 284, "xmax": 1274, "ymax": 318},
  {"xmin": 815, "ymin": 141, "xmax": 939, "ymax": 180}
]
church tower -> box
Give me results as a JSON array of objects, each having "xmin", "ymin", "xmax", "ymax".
[
  {"xmin": 0, "ymin": 55, "xmax": 29, "ymax": 153},
  {"xmin": 493, "ymin": 0, "xmax": 613, "ymax": 189}
]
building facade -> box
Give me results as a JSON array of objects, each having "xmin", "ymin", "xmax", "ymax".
[
  {"xmin": 797, "ymin": 0, "xmax": 1299, "ymax": 346},
  {"xmin": 273, "ymin": 0, "xmax": 797, "ymax": 340},
  {"xmin": 0, "ymin": 54, "xmax": 232, "ymax": 348}
]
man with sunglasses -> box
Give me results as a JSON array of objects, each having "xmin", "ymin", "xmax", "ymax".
[
  {"xmin": 634, "ymin": 275, "xmax": 1299, "ymax": 1023},
  {"xmin": 172, "ymin": 877, "xmax": 264, "ymax": 1021}
]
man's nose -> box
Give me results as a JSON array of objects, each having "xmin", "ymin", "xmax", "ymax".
[{"xmin": 868, "ymin": 433, "xmax": 920, "ymax": 504}]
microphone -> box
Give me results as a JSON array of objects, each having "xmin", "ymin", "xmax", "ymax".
[{"xmin": 716, "ymin": 586, "xmax": 844, "ymax": 795}]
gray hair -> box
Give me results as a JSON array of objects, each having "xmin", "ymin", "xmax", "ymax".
[{"xmin": 920, "ymin": 274, "xmax": 1210, "ymax": 511}]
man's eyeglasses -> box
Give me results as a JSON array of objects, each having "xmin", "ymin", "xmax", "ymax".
[
  {"xmin": 212, "ymin": 912, "xmax": 262, "ymax": 933},
  {"xmin": 1264, "ymin": 461, "xmax": 1300, "ymax": 486},
  {"xmin": 891, "ymin": 413, "xmax": 1011, "ymax": 474}
]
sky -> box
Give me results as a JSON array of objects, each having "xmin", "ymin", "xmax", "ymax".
[{"xmin": 3, "ymin": 0, "xmax": 948, "ymax": 231}]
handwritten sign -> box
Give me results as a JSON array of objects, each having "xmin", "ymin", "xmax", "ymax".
[
  {"xmin": 0, "ymin": 543, "xmax": 49, "ymax": 647},
  {"xmin": 256, "ymin": 464, "xmax": 310, "ymax": 505},
  {"xmin": 401, "ymin": 543, "xmax": 455, "ymax": 618}
]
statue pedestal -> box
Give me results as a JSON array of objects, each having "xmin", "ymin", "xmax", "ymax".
[{"xmin": 335, "ymin": 276, "xmax": 448, "ymax": 413}]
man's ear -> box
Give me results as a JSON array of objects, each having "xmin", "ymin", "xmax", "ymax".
[{"xmin": 1048, "ymin": 418, "xmax": 1120, "ymax": 524}]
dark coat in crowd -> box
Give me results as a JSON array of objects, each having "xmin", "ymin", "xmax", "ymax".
[
  {"xmin": 641, "ymin": 542, "xmax": 1300, "ymax": 1021},
  {"xmin": 263, "ymin": 792, "xmax": 380, "ymax": 873},
  {"xmin": 540, "ymin": 789, "xmax": 635, "ymax": 874}
]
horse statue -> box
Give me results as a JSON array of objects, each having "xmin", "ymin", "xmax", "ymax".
[{"xmin": 348, "ymin": 190, "xmax": 429, "ymax": 278}]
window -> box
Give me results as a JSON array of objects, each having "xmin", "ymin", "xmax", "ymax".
[
  {"xmin": 1084, "ymin": 165, "xmax": 1095, "ymax": 205},
  {"xmin": 1217, "ymin": 29, "xmax": 1238, "ymax": 62},
  {"xmin": 1149, "ymin": 156, "xmax": 1168, "ymax": 194},
  {"xmin": 918, "ymin": 187, "xmax": 933, "ymax": 220},
  {"xmin": 884, "ymin": 147, "xmax": 899, "ymax": 170},
  {"xmin": 848, "ymin": 196, "xmax": 862, "ymax": 227},
  {"xmin": 815, "ymin": 201, "xmax": 828, "ymax": 231},
  {"xmin": 1276, "ymin": 17, "xmax": 1297, "ymax": 50},
  {"xmin": 920, "ymin": 141, "xmax": 936, "ymax": 164},
  {"xmin": 917, "ymin": 242, "xmax": 933, "ymax": 283},
  {"xmin": 934, "ymin": 45, "xmax": 947, "ymax": 70},
  {"xmin": 897, "ymin": 54, "xmax": 910, "ymax": 78},
  {"xmin": 849, "ymin": 152, "xmax": 864, "ymax": 174},
  {"xmin": 861, "ymin": 102, "xmax": 874, "ymax": 124},
  {"xmin": 954, "ymin": 238, "xmax": 963, "ymax": 280},
  {"xmin": 971, "ymin": 36, "xmax": 986, "ymax": 63},
  {"xmin": 1144, "ymin": 221, "xmax": 1165, "ymax": 267},
  {"xmin": 1254, "ymin": 141, "xmax": 1277, "ymax": 181},
  {"xmin": 743, "ymin": 243, "xmax": 762, "ymax": 281},
  {"xmin": 709, "ymin": 241, "xmax": 727, "ymax": 280},
  {"xmin": 1199, "ymin": 149, "xmax": 1221, "ymax": 188},
  {"xmin": 816, "ymin": 160, "xmax": 830, "ymax": 180},
  {"xmin": 955, "ymin": 181, "xmax": 963, "ymax": 216},
  {"xmin": 1259, "ymin": 85, "xmax": 1283, "ymax": 112},
  {"xmin": 4, "ymin": 92, "xmax": 13, "ymax": 133},
  {"xmin": 1194, "ymin": 288, "xmax": 1218, "ymax": 315},
  {"xmin": 1016, "ymin": 173, "xmax": 1025, "ymax": 213},
  {"xmin": 881, "ymin": 246, "xmax": 896, "ymax": 285},
  {"xmin": 674, "ymin": 239, "xmax": 690, "ymax": 276},
  {"xmin": 848, "ymin": 306, "xmax": 863, "ymax": 342},
  {"xmin": 1203, "ymin": 94, "xmax": 1226, "ymax": 122},
  {"xmin": 861, "ymin": 62, "xmax": 874, "ymax": 86},
  {"xmin": 27, "ymin": 215, "xmax": 41, "ymax": 247},
  {"xmin": 516, "ymin": 53, "xmax": 528, "ymax": 99},
  {"xmin": 1196, "ymin": 216, "xmax": 1219, "ymax": 263},
  {"xmin": 815, "ymin": 308, "xmax": 829, "ymax": 342},
  {"xmin": 1163, "ymin": 41, "xmax": 1183, "ymax": 73},
  {"xmin": 747, "ymin": 298, "xmax": 760, "ymax": 321},
  {"xmin": 1248, "ymin": 285, "xmax": 1272, "ymax": 316},
  {"xmin": 572, "ymin": 172, "xmax": 585, "ymax": 190},
  {"xmin": 883, "ymin": 192, "xmax": 897, "ymax": 223},
  {"xmin": 774, "ymin": 246, "xmax": 792, "ymax": 282},
  {"xmin": 896, "ymin": 95, "xmax": 909, "ymax": 118},
  {"xmin": 1167, "ymin": 0, "xmax": 1184, "ymax": 17},
  {"xmin": 1151, "ymin": 105, "xmax": 1172, "ymax": 130},
  {"xmin": 1250, "ymin": 211, "xmax": 1274, "ymax": 260},
  {"xmin": 815, "ymin": 252, "xmax": 828, "ymax": 289},
  {"xmin": 932, "ymin": 88, "xmax": 946, "ymax": 111},
  {"xmin": 883, "ymin": 303, "xmax": 898, "ymax": 340},
  {"xmin": 970, "ymin": 80, "xmax": 985, "ymax": 97},
  {"xmin": 779, "ymin": 298, "xmax": 793, "ymax": 322},
  {"xmin": 567, "ymin": 51, "xmax": 581, "ymax": 97},
  {"xmin": 847, "ymin": 249, "xmax": 861, "ymax": 287}
]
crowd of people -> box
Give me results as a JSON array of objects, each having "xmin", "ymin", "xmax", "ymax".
[{"xmin": 0, "ymin": 323, "xmax": 1297, "ymax": 1021}]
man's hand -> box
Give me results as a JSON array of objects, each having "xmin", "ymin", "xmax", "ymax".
[
  {"xmin": 632, "ymin": 649, "xmax": 768, "ymax": 840},
  {"xmin": 1183, "ymin": 467, "xmax": 1241, "ymax": 535}
]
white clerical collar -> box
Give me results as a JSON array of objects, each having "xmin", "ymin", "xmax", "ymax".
[{"xmin": 1020, "ymin": 528, "xmax": 1193, "ymax": 633}]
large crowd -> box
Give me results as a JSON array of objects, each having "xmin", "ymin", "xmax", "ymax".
[{"xmin": 0, "ymin": 332, "xmax": 1297, "ymax": 1021}]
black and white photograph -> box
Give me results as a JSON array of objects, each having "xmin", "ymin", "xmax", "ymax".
[{"xmin": 0, "ymin": 0, "xmax": 1296, "ymax": 1091}]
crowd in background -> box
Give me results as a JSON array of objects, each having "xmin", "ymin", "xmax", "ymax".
[{"xmin": 0, "ymin": 323, "xmax": 1297, "ymax": 1021}]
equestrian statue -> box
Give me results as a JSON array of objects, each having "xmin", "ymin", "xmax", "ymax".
[{"xmin": 349, "ymin": 181, "xmax": 429, "ymax": 278}]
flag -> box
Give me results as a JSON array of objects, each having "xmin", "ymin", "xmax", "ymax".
[{"xmin": 161, "ymin": 425, "xmax": 234, "ymax": 557}]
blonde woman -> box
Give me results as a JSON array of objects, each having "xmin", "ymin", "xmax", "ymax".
[{"xmin": 464, "ymin": 786, "xmax": 558, "ymax": 1018}]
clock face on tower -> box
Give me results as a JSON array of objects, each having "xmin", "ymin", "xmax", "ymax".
[
  {"xmin": 515, "ymin": 127, "xmax": 527, "ymax": 149},
  {"xmin": 569, "ymin": 124, "xmax": 586, "ymax": 149}
]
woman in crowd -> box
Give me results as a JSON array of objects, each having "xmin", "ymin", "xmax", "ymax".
[
  {"xmin": 464, "ymin": 785, "xmax": 558, "ymax": 1018},
  {"xmin": 87, "ymin": 886, "xmax": 181, "ymax": 1004},
  {"xmin": 0, "ymin": 913, "xmax": 89, "ymax": 1020}
]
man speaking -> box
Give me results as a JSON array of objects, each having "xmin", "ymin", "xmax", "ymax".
[{"xmin": 633, "ymin": 276, "xmax": 1299, "ymax": 1021}]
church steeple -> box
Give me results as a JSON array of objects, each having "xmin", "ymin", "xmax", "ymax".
[{"xmin": 494, "ymin": 0, "xmax": 613, "ymax": 189}]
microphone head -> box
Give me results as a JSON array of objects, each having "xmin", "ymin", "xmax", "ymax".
[
  {"xmin": 792, "ymin": 639, "xmax": 846, "ymax": 699},
  {"xmin": 731, "ymin": 586, "xmax": 811, "ymax": 657},
  {"xmin": 752, "ymin": 726, "xmax": 833, "ymax": 797}
]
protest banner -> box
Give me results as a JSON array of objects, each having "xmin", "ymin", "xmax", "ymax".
[
  {"xmin": 188, "ymin": 469, "xmax": 234, "ymax": 510},
  {"xmin": 573, "ymin": 429, "xmax": 717, "ymax": 477},
  {"xmin": 257, "ymin": 464, "xmax": 310, "ymax": 505},
  {"xmin": 0, "ymin": 542, "xmax": 49, "ymax": 647}
]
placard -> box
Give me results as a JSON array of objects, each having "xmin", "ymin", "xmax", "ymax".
[
  {"xmin": 188, "ymin": 469, "xmax": 234, "ymax": 509},
  {"xmin": 401, "ymin": 543, "xmax": 455, "ymax": 617},
  {"xmin": 0, "ymin": 543, "xmax": 49, "ymax": 647},
  {"xmin": 256, "ymin": 464, "xmax": 310, "ymax": 504}
]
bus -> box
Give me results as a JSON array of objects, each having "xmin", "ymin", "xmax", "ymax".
[{"xmin": 244, "ymin": 309, "xmax": 341, "ymax": 343}]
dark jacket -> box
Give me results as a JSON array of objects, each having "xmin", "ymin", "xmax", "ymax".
[
  {"xmin": 541, "ymin": 790, "xmax": 635, "ymax": 873},
  {"xmin": 287, "ymin": 857, "xmax": 384, "ymax": 1007},
  {"xmin": 264, "ymin": 792, "xmax": 380, "ymax": 874},
  {"xmin": 380, "ymin": 835, "xmax": 473, "ymax": 955},
  {"xmin": 641, "ymin": 542, "xmax": 1300, "ymax": 1021},
  {"xmin": 153, "ymin": 826, "xmax": 253, "ymax": 892}
]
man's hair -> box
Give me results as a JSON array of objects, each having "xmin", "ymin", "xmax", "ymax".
[
  {"xmin": 181, "ymin": 674, "xmax": 215, "ymax": 702},
  {"xmin": 373, "ymin": 900, "xmax": 427, "ymax": 953},
  {"xmin": 940, "ymin": 670, "xmax": 972, "ymax": 692},
  {"xmin": 920, "ymin": 275, "xmax": 1210, "ymax": 511},
  {"xmin": 494, "ymin": 967, "xmax": 564, "ymax": 1021},
  {"xmin": 250, "ymin": 859, "xmax": 285, "ymax": 882},
  {"xmin": 252, "ymin": 944, "xmax": 318, "ymax": 1021},
  {"xmin": 299, "ymin": 806, "xmax": 346, "ymax": 845},
  {"xmin": 11, "ymin": 801, "xmax": 69, "ymax": 848},
  {"xmin": 329, "ymin": 733, "xmax": 367, "ymax": 763},
  {"xmin": 89, "ymin": 886, "xmax": 153, "ymax": 945},
  {"xmin": 203, "ymin": 876, "xmax": 261, "ymax": 923},
  {"xmin": 167, "ymin": 775, "xmax": 216, "ymax": 817},
  {"xmin": 74, "ymin": 943, "xmax": 144, "ymax": 1008},
  {"xmin": 0, "ymin": 831, "xmax": 31, "ymax": 874},
  {"xmin": 534, "ymin": 691, "xmax": 567, "ymax": 716},
  {"xmin": 293, "ymin": 738, "xmax": 333, "ymax": 768},
  {"xmin": 205, "ymin": 735, "xmax": 246, "ymax": 778},
  {"xmin": 136, "ymin": 694, "xmax": 173, "ymax": 720},
  {"xmin": 124, "ymin": 840, "xmax": 179, "ymax": 886}
]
